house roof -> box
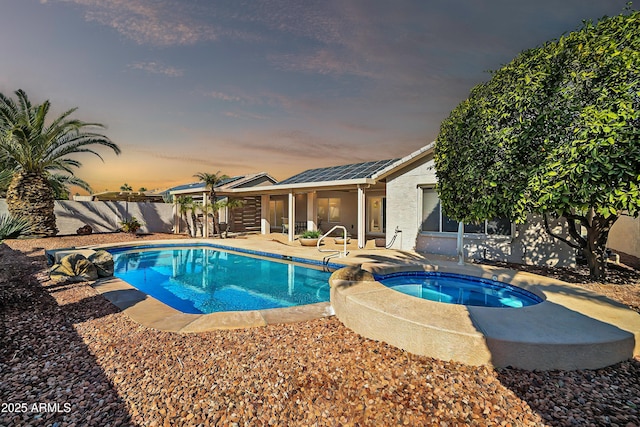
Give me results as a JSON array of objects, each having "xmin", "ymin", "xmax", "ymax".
[
  {"xmin": 168, "ymin": 172, "xmax": 277, "ymax": 196},
  {"xmin": 278, "ymin": 159, "xmax": 401, "ymax": 185},
  {"xmin": 371, "ymin": 141, "xmax": 436, "ymax": 181},
  {"xmin": 228, "ymin": 142, "xmax": 436, "ymax": 195}
]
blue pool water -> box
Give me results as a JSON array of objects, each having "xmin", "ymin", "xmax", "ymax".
[
  {"xmin": 110, "ymin": 247, "xmax": 332, "ymax": 314},
  {"xmin": 375, "ymin": 272, "xmax": 542, "ymax": 308}
]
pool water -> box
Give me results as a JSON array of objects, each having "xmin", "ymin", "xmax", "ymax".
[
  {"xmin": 375, "ymin": 272, "xmax": 542, "ymax": 308},
  {"xmin": 110, "ymin": 247, "xmax": 331, "ymax": 314}
]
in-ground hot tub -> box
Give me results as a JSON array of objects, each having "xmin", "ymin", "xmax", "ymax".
[
  {"xmin": 375, "ymin": 271, "xmax": 542, "ymax": 308},
  {"xmin": 330, "ymin": 262, "xmax": 640, "ymax": 370}
]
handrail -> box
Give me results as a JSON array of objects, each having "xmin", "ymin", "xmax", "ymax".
[{"xmin": 317, "ymin": 225, "xmax": 349, "ymax": 259}]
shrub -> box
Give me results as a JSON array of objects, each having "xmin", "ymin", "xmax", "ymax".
[
  {"xmin": 300, "ymin": 230, "xmax": 321, "ymax": 239},
  {"xmin": 0, "ymin": 214, "xmax": 33, "ymax": 241},
  {"xmin": 120, "ymin": 216, "xmax": 143, "ymax": 234}
]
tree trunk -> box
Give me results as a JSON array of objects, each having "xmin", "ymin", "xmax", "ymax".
[
  {"xmin": 210, "ymin": 191, "xmax": 220, "ymax": 237},
  {"xmin": 212, "ymin": 212, "xmax": 220, "ymax": 237},
  {"xmin": 6, "ymin": 171, "xmax": 58, "ymax": 237},
  {"xmin": 582, "ymin": 213, "xmax": 617, "ymax": 282},
  {"xmin": 190, "ymin": 210, "xmax": 198, "ymax": 237}
]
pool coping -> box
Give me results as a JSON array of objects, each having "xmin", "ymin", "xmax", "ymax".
[
  {"xmin": 51, "ymin": 239, "xmax": 339, "ymax": 332},
  {"xmin": 92, "ymin": 276, "xmax": 334, "ymax": 332},
  {"xmin": 331, "ymin": 262, "xmax": 640, "ymax": 370}
]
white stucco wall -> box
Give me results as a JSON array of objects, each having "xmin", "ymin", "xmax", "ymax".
[
  {"xmin": 0, "ymin": 199, "xmax": 175, "ymax": 235},
  {"xmin": 608, "ymin": 214, "xmax": 640, "ymax": 258},
  {"xmin": 385, "ymin": 155, "xmax": 438, "ymax": 251},
  {"xmin": 385, "ymin": 155, "xmax": 576, "ymax": 267}
]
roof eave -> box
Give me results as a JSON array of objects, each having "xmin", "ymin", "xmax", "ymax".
[
  {"xmin": 371, "ymin": 141, "xmax": 436, "ymax": 181},
  {"xmin": 227, "ymin": 177, "xmax": 377, "ymax": 195}
]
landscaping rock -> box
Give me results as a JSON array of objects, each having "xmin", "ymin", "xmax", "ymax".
[
  {"xmin": 329, "ymin": 266, "xmax": 375, "ymax": 283},
  {"xmin": 89, "ymin": 250, "xmax": 114, "ymax": 277},
  {"xmin": 50, "ymin": 253, "xmax": 98, "ymax": 282},
  {"xmin": 76, "ymin": 224, "xmax": 93, "ymax": 235}
]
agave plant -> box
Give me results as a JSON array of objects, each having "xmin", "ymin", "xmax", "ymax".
[{"xmin": 0, "ymin": 213, "xmax": 33, "ymax": 241}]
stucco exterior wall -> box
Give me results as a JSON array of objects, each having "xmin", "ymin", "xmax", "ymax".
[
  {"xmin": 385, "ymin": 156, "xmax": 576, "ymax": 267},
  {"xmin": 0, "ymin": 199, "xmax": 175, "ymax": 235},
  {"xmin": 608, "ymin": 215, "xmax": 640, "ymax": 259},
  {"xmin": 316, "ymin": 190, "xmax": 359, "ymax": 236},
  {"xmin": 385, "ymin": 155, "xmax": 438, "ymax": 251}
]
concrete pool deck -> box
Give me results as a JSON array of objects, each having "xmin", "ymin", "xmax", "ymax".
[
  {"xmin": 53, "ymin": 235, "xmax": 640, "ymax": 370},
  {"xmin": 331, "ymin": 261, "xmax": 640, "ymax": 370}
]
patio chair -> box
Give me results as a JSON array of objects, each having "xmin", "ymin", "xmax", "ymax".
[{"xmin": 282, "ymin": 218, "xmax": 289, "ymax": 234}]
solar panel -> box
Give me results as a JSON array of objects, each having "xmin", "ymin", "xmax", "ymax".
[{"xmin": 278, "ymin": 158, "xmax": 400, "ymax": 185}]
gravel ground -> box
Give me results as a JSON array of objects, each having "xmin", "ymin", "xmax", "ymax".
[{"xmin": 1, "ymin": 233, "xmax": 639, "ymax": 426}]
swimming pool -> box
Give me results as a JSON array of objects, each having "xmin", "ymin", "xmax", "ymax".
[
  {"xmin": 375, "ymin": 271, "xmax": 542, "ymax": 308},
  {"xmin": 110, "ymin": 247, "xmax": 332, "ymax": 314}
]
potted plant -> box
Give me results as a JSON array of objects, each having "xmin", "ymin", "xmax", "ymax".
[{"xmin": 298, "ymin": 229, "xmax": 322, "ymax": 246}]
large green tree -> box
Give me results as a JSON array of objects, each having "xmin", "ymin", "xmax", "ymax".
[
  {"xmin": 194, "ymin": 171, "xmax": 229, "ymax": 236},
  {"xmin": 435, "ymin": 10, "xmax": 639, "ymax": 280},
  {"xmin": 0, "ymin": 89, "xmax": 121, "ymax": 236}
]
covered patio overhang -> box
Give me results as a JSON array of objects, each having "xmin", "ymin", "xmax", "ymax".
[{"xmin": 227, "ymin": 178, "xmax": 380, "ymax": 248}]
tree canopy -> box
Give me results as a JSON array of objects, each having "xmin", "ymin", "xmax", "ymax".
[
  {"xmin": 0, "ymin": 89, "xmax": 120, "ymax": 200},
  {"xmin": 434, "ymin": 10, "xmax": 639, "ymax": 279},
  {"xmin": 0, "ymin": 89, "xmax": 120, "ymax": 234},
  {"xmin": 0, "ymin": 89, "xmax": 121, "ymax": 175}
]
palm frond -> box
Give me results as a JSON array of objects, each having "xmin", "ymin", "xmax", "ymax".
[
  {"xmin": 0, "ymin": 168, "xmax": 14, "ymax": 194},
  {"xmin": 48, "ymin": 173, "xmax": 93, "ymax": 198},
  {"xmin": 0, "ymin": 89, "xmax": 121, "ymax": 175}
]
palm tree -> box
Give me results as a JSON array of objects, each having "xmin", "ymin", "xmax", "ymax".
[
  {"xmin": 194, "ymin": 171, "xmax": 229, "ymax": 236},
  {"xmin": 120, "ymin": 183, "xmax": 132, "ymax": 191},
  {"xmin": 0, "ymin": 89, "xmax": 120, "ymax": 236},
  {"xmin": 176, "ymin": 195, "xmax": 196, "ymax": 237}
]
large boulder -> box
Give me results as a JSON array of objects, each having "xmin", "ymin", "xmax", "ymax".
[
  {"xmin": 88, "ymin": 250, "xmax": 114, "ymax": 277},
  {"xmin": 76, "ymin": 225, "xmax": 93, "ymax": 235},
  {"xmin": 50, "ymin": 253, "xmax": 98, "ymax": 282},
  {"xmin": 329, "ymin": 266, "xmax": 375, "ymax": 284}
]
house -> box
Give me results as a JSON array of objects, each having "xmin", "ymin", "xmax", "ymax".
[
  {"xmin": 168, "ymin": 172, "xmax": 277, "ymax": 236},
  {"xmin": 227, "ymin": 157, "xmax": 416, "ymax": 248},
  {"xmin": 383, "ymin": 143, "xmax": 576, "ymax": 267},
  {"xmin": 171, "ymin": 144, "xmax": 576, "ymax": 267}
]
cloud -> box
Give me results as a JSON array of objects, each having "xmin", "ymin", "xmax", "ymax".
[
  {"xmin": 222, "ymin": 111, "xmax": 267, "ymax": 120},
  {"xmin": 207, "ymin": 91, "xmax": 243, "ymax": 103},
  {"xmin": 268, "ymin": 49, "xmax": 376, "ymax": 78},
  {"xmin": 128, "ymin": 61, "xmax": 183, "ymax": 77},
  {"xmin": 202, "ymin": 88, "xmax": 297, "ymax": 111},
  {"xmin": 129, "ymin": 147, "xmax": 252, "ymax": 169},
  {"xmin": 234, "ymin": 129, "xmax": 368, "ymax": 165},
  {"xmin": 56, "ymin": 0, "xmax": 220, "ymax": 46}
]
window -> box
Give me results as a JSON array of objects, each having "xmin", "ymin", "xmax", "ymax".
[
  {"xmin": 318, "ymin": 197, "xmax": 341, "ymax": 223},
  {"xmin": 421, "ymin": 188, "xmax": 511, "ymax": 235},
  {"xmin": 269, "ymin": 199, "xmax": 284, "ymax": 226}
]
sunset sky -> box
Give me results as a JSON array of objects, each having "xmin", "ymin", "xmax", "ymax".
[{"xmin": 0, "ymin": 0, "xmax": 629, "ymax": 194}]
